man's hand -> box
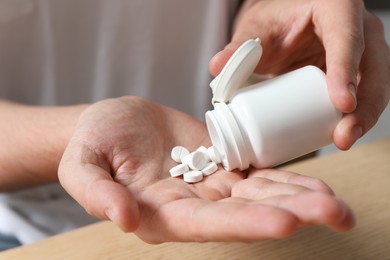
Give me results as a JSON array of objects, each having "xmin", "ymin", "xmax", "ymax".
[
  {"xmin": 59, "ymin": 96, "xmax": 354, "ymax": 243},
  {"xmin": 210, "ymin": 0, "xmax": 390, "ymax": 150}
]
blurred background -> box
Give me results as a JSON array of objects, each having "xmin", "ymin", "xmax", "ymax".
[{"xmin": 321, "ymin": 1, "xmax": 390, "ymax": 154}]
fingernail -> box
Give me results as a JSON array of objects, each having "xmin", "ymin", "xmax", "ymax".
[
  {"xmin": 348, "ymin": 84, "xmax": 357, "ymax": 103},
  {"xmin": 351, "ymin": 125, "xmax": 363, "ymax": 142}
]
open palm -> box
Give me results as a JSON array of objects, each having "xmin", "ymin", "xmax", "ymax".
[{"xmin": 59, "ymin": 96, "xmax": 354, "ymax": 243}]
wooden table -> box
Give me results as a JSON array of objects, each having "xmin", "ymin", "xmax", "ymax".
[{"xmin": 2, "ymin": 137, "xmax": 390, "ymax": 260}]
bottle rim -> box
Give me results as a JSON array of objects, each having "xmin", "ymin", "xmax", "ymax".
[{"xmin": 205, "ymin": 103, "xmax": 249, "ymax": 171}]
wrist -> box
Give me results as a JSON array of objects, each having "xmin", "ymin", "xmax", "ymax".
[{"xmin": 0, "ymin": 101, "xmax": 88, "ymax": 190}]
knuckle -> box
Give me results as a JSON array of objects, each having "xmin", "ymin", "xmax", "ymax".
[
  {"xmin": 268, "ymin": 216, "xmax": 296, "ymax": 238},
  {"xmin": 313, "ymin": 194, "xmax": 342, "ymax": 221},
  {"xmin": 309, "ymin": 178, "xmax": 334, "ymax": 194},
  {"xmin": 367, "ymin": 12, "xmax": 385, "ymax": 34},
  {"xmin": 83, "ymin": 203, "xmax": 96, "ymax": 218}
]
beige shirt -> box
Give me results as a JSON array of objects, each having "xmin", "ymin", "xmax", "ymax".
[{"xmin": 0, "ymin": 0, "xmax": 239, "ymax": 119}]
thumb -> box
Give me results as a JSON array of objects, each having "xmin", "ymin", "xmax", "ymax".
[
  {"xmin": 209, "ymin": 42, "xmax": 242, "ymax": 77},
  {"xmin": 59, "ymin": 158, "xmax": 140, "ymax": 233},
  {"xmin": 208, "ymin": 1, "xmax": 281, "ymax": 76}
]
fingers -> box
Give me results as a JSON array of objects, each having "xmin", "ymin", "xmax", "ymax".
[
  {"xmin": 136, "ymin": 169, "xmax": 350, "ymax": 243},
  {"xmin": 138, "ymin": 198, "xmax": 299, "ymax": 243},
  {"xmin": 139, "ymin": 191, "xmax": 354, "ymax": 243},
  {"xmin": 232, "ymin": 177, "xmax": 311, "ymax": 201},
  {"xmin": 333, "ymin": 12, "xmax": 390, "ymax": 150},
  {"xmin": 259, "ymin": 193, "xmax": 356, "ymax": 232},
  {"xmin": 247, "ymin": 169, "xmax": 335, "ymax": 195},
  {"xmin": 229, "ymin": 170, "xmax": 354, "ymax": 232},
  {"xmin": 208, "ymin": 0, "xmax": 271, "ymax": 76},
  {"xmin": 58, "ymin": 145, "xmax": 140, "ymax": 232},
  {"xmin": 315, "ymin": 0, "xmax": 365, "ymax": 113}
]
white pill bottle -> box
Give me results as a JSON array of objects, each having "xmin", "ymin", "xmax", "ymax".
[{"xmin": 205, "ymin": 38, "xmax": 341, "ymax": 171}]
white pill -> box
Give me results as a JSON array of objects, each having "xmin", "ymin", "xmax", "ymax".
[
  {"xmin": 181, "ymin": 154, "xmax": 190, "ymax": 165},
  {"xmin": 201, "ymin": 162, "xmax": 218, "ymax": 176},
  {"xmin": 169, "ymin": 163, "xmax": 189, "ymax": 177},
  {"xmin": 208, "ymin": 146, "xmax": 222, "ymax": 164},
  {"xmin": 183, "ymin": 170, "xmax": 203, "ymax": 183},
  {"xmin": 186, "ymin": 151, "xmax": 209, "ymax": 170},
  {"xmin": 196, "ymin": 146, "xmax": 210, "ymax": 161},
  {"xmin": 171, "ymin": 146, "xmax": 190, "ymax": 163}
]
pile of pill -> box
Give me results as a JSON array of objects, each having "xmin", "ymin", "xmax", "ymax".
[{"xmin": 169, "ymin": 145, "xmax": 222, "ymax": 183}]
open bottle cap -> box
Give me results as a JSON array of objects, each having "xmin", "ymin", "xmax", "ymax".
[{"xmin": 210, "ymin": 38, "xmax": 263, "ymax": 104}]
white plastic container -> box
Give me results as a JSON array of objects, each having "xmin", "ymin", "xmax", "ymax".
[{"xmin": 205, "ymin": 39, "xmax": 341, "ymax": 171}]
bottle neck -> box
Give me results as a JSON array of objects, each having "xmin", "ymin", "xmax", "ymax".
[{"xmin": 205, "ymin": 103, "xmax": 249, "ymax": 171}]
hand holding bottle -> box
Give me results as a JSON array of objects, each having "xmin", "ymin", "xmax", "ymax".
[{"xmin": 210, "ymin": 0, "xmax": 390, "ymax": 150}]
